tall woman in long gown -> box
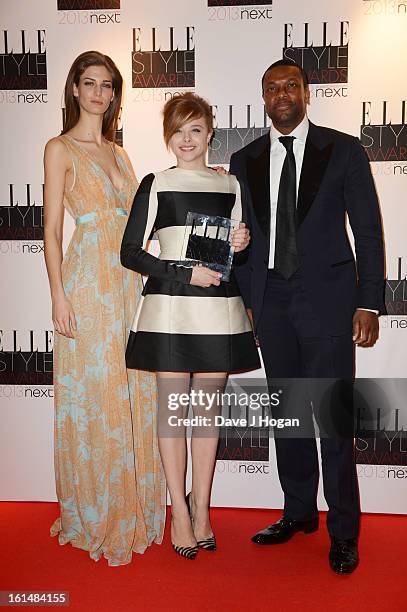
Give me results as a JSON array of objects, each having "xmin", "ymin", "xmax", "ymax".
[{"xmin": 43, "ymin": 51, "xmax": 165, "ymax": 566}]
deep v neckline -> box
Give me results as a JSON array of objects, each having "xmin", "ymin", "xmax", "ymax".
[{"xmin": 66, "ymin": 135, "xmax": 126, "ymax": 194}]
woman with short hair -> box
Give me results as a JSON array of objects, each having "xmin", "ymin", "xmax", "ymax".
[{"xmin": 121, "ymin": 92, "xmax": 260, "ymax": 559}]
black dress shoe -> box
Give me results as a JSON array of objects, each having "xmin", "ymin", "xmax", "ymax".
[
  {"xmin": 251, "ymin": 516, "xmax": 318, "ymax": 545},
  {"xmin": 329, "ymin": 537, "xmax": 359, "ymax": 574}
]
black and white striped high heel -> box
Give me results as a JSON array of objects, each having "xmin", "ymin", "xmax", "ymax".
[
  {"xmin": 172, "ymin": 543, "xmax": 198, "ymax": 560},
  {"xmin": 171, "ymin": 505, "xmax": 198, "ymax": 560},
  {"xmin": 196, "ymin": 535, "xmax": 217, "ymax": 551},
  {"xmin": 186, "ymin": 492, "xmax": 217, "ymax": 551}
]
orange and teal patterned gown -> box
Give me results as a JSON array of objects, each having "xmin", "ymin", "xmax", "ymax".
[{"xmin": 51, "ymin": 135, "xmax": 165, "ymax": 566}]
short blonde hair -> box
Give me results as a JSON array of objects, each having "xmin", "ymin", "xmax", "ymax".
[{"xmin": 163, "ymin": 92, "xmax": 213, "ymax": 147}]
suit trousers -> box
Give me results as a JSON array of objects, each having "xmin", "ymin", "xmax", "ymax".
[{"xmin": 257, "ymin": 269, "xmax": 360, "ymax": 539}]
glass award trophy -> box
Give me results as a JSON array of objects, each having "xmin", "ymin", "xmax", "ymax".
[{"xmin": 180, "ymin": 212, "xmax": 238, "ymax": 282}]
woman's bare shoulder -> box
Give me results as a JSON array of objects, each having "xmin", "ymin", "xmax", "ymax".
[{"xmin": 44, "ymin": 136, "xmax": 71, "ymax": 166}]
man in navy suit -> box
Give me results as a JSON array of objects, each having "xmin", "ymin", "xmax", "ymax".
[{"xmin": 230, "ymin": 60, "xmax": 385, "ymax": 574}]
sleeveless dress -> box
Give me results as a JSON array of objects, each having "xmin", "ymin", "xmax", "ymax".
[
  {"xmin": 121, "ymin": 167, "xmax": 260, "ymax": 372},
  {"xmin": 50, "ymin": 135, "xmax": 165, "ymax": 566}
]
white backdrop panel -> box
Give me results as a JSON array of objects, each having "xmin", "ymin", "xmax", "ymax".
[{"xmin": 1, "ymin": 0, "xmax": 406, "ymax": 513}]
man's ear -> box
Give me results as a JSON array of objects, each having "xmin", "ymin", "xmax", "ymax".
[{"xmin": 305, "ymin": 86, "xmax": 310, "ymax": 105}]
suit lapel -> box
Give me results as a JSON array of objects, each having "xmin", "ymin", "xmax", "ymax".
[
  {"xmin": 246, "ymin": 135, "xmax": 270, "ymax": 238},
  {"xmin": 244, "ymin": 124, "xmax": 333, "ymax": 233},
  {"xmin": 297, "ymin": 123, "xmax": 333, "ymax": 226}
]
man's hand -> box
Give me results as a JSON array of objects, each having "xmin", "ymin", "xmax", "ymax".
[
  {"xmin": 212, "ymin": 165, "xmax": 229, "ymax": 176},
  {"xmin": 352, "ymin": 309, "xmax": 379, "ymax": 347}
]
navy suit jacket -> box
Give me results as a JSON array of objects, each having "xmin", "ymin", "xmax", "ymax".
[{"xmin": 229, "ymin": 121, "xmax": 385, "ymax": 336}]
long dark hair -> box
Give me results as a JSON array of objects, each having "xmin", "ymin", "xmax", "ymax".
[{"xmin": 62, "ymin": 50, "xmax": 123, "ymax": 142}]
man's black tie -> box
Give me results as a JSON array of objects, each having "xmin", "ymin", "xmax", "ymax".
[{"xmin": 274, "ymin": 136, "xmax": 299, "ymax": 279}]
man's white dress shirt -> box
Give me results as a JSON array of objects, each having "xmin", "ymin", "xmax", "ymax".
[{"xmin": 267, "ymin": 115, "xmax": 377, "ymax": 314}]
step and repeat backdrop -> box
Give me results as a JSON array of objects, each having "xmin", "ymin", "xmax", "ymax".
[{"xmin": 1, "ymin": 0, "xmax": 406, "ymax": 512}]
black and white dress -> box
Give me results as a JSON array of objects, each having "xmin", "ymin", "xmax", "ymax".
[{"xmin": 121, "ymin": 167, "xmax": 260, "ymax": 373}]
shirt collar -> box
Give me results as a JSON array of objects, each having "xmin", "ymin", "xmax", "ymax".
[{"xmin": 270, "ymin": 115, "xmax": 309, "ymax": 146}]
